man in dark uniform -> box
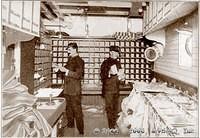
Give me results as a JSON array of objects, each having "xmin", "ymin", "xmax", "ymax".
[
  {"xmin": 100, "ymin": 45, "xmax": 125, "ymax": 129},
  {"xmin": 57, "ymin": 42, "xmax": 84, "ymax": 135}
]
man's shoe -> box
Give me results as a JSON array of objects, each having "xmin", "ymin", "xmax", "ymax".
[
  {"xmin": 76, "ymin": 132, "xmax": 84, "ymax": 137},
  {"xmin": 79, "ymin": 132, "xmax": 84, "ymax": 135}
]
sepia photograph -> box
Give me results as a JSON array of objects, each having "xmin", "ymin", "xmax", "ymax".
[{"xmin": 1, "ymin": 0, "xmax": 199, "ymax": 137}]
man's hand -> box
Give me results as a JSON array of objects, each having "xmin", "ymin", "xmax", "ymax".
[
  {"xmin": 65, "ymin": 69, "xmax": 69, "ymax": 76},
  {"xmin": 52, "ymin": 63, "xmax": 60, "ymax": 73},
  {"xmin": 54, "ymin": 68, "xmax": 59, "ymax": 73},
  {"xmin": 59, "ymin": 66, "xmax": 67, "ymax": 72},
  {"xmin": 57, "ymin": 66, "xmax": 70, "ymax": 76},
  {"xmin": 118, "ymin": 69, "xmax": 125, "ymax": 81}
]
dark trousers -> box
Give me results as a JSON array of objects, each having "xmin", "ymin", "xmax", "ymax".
[
  {"xmin": 105, "ymin": 93, "xmax": 119, "ymax": 129},
  {"xmin": 64, "ymin": 94, "xmax": 84, "ymax": 134}
]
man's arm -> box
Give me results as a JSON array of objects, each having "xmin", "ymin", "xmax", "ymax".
[
  {"xmin": 66, "ymin": 59, "xmax": 84, "ymax": 79},
  {"xmin": 100, "ymin": 60, "xmax": 109, "ymax": 82},
  {"xmin": 117, "ymin": 61, "xmax": 125, "ymax": 81}
]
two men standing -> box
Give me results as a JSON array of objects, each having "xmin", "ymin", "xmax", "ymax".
[{"xmin": 56, "ymin": 43, "xmax": 124, "ymax": 134}]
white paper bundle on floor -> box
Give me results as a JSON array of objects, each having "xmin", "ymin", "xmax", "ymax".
[
  {"xmin": 117, "ymin": 112, "xmax": 130, "ymax": 134},
  {"xmin": 2, "ymin": 74, "xmax": 52, "ymax": 137},
  {"xmin": 117, "ymin": 89, "xmax": 148, "ymax": 137}
]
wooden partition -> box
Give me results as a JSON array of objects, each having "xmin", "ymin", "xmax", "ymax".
[
  {"xmin": 21, "ymin": 37, "xmax": 37, "ymax": 94},
  {"xmin": 21, "ymin": 36, "xmax": 52, "ymax": 94}
]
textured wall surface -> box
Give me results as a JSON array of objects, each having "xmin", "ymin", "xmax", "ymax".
[{"xmin": 154, "ymin": 10, "xmax": 198, "ymax": 87}]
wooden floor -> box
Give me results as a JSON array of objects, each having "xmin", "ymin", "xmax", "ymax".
[
  {"xmin": 59, "ymin": 108, "xmax": 129, "ymax": 137},
  {"xmin": 57, "ymin": 95, "xmax": 130, "ymax": 137}
]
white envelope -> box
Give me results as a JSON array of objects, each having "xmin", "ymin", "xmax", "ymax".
[{"xmin": 110, "ymin": 64, "xmax": 118, "ymax": 74}]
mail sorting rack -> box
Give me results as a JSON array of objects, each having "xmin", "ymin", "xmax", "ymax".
[
  {"xmin": 143, "ymin": 92, "xmax": 174, "ymax": 137},
  {"xmin": 142, "ymin": 91, "xmax": 197, "ymax": 137},
  {"xmin": 34, "ymin": 41, "xmax": 52, "ymax": 92},
  {"xmin": 51, "ymin": 38, "xmax": 153, "ymax": 86}
]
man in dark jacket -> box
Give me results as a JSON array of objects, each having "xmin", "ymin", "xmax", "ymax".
[
  {"xmin": 57, "ymin": 42, "xmax": 84, "ymax": 135},
  {"xmin": 100, "ymin": 45, "xmax": 125, "ymax": 129}
]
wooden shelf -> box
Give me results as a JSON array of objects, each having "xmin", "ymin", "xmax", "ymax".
[
  {"xmin": 34, "ymin": 41, "xmax": 52, "ymax": 91},
  {"xmin": 51, "ymin": 38, "xmax": 153, "ymax": 85}
]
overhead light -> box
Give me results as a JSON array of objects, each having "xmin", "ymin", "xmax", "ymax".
[
  {"xmin": 138, "ymin": 8, "xmax": 143, "ymax": 13},
  {"xmin": 142, "ymin": 2, "xmax": 147, "ymax": 10},
  {"xmin": 184, "ymin": 21, "xmax": 189, "ymax": 25},
  {"xmin": 138, "ymin": 8, "xmax": 143, "ymax": 15},
  {"xmin": 142, "ymin": 2, "xmax": 146, "ymax": 6}
]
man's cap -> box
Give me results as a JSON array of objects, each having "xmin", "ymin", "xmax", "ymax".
[
  {"xmin": 66, "ymin": 42, "xmax": 78, "ymax": 50},
  {"xmin": 109, "ymin": 45, "xmax": 120, "ymax": 53}
]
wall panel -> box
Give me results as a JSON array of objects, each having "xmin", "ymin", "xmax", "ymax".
[{"xmin": 154, "ymin": 11, "xmax": 198, "ymax": 87}]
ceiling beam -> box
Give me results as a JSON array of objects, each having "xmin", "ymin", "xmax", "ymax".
[
  {"xmin": 55, "ymin": 1, "xmax": 132, "ymax": 8},
  {"xmin": 41, "ymin": 2, "xmax": 58, "ymax": 18},
  {"xmin": 54, "ymin": 2, "xmax": 88, "ymax": 7},
  {"xmin": 60, "ymin": 8, "xmax": 130, "ymax": 15},
  {"xmin": 62, "ymin": 13, "xmax": 143, "ymax": 18},
  {"xmin": 64, "ymin": 13, "xmax": 129, "ymax": 17},
  {"xmin": 87, "ymin": 1, "xmax": 132, "ymax": 7},
  {"xmin": 58, "ymin": 5, "xmax": 130, "ymax": 11}
]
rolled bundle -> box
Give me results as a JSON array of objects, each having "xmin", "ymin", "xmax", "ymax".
[
  {"xmin": 2, "ymin": 74, "xmax": 52, "ymax": 137},
  {"xmin": 117, "ymin": 90, "xmax": 147, "ymax": 137}
]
